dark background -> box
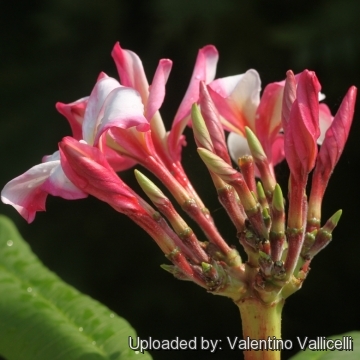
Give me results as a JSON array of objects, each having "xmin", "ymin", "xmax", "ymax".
[{"xmin": 1, "ymin": 1, "xmax": 360, "ymax": 359}]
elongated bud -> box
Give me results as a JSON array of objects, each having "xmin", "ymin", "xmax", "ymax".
[
  {"xmin": 191, "ymin": 103, "xmax": 214, "ymax": 151},
  {"xmin": 198, "ymin": 147, "xmax": 267, "ymax": 239},
  {"xmin": 245, "ymin": 126, "xmax": 267, "ymax": 161},
  {"xmin": 238, "ymin": 155, "xmax": 256, "ymax": 194},
  {"xmin": 197, "ymin": 147, "xmax": 238, "ymax": 182},
  {"xmin": 256, "ymin": 182, "xmax": 269, "ymax": 210},
  {"xmin": 166, "ymin": 248, "xmax": 207, "ymax": 287},
  {"xmin": 306, "ymin": 210, "xmax": 342, "ymax": 259},
  {"xmin": 245, "ymin": 127, "xmax": 276, "ymax": 194},
  {"xmin": 197, "ymin": 148, "xmax": 256, "ymax": 210},
  {"xmin": 308, "ymin": 86, "xmax": 357, "ymax": 223},
  {"xmin": 270, "ymin": 184, "xmax": 285, "ymax": 261},
  {"xmin": 272, "ymin": 184, "xmax": 284, "ymax": 212},
  {"xmin": 323, "ymin": 209, "xmax": 342, "ymax": 232},
  {"xmin": 217, "ymin": 185, "xmax": 246, "ymax": 232},
  {"xmin": 285, "ymin": 70, "xmax": 321, "ymax": 178},
  {"xmin": 135, "ymin": 169, "xmax": 167, "ymax": 206},
  {"xmin": 59, "ymin": 137, "xmax": 141, "ymax": 214},
  {"xmin": 135, "ymin": 170, "xmax": 209, "ymax": 263},
  {"xmin": 199, "ymin": 82, "xmax": 231, "ymax": 164},
  {"xmin": 281, "ymin": 70, "xmax": 296, "ymax": 132}
]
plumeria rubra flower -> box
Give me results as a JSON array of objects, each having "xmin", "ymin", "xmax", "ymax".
[
  {"xmin": 1, "ymin": 73, "xmax": 149, "ymax": 223},
  {"xmin": 111, "ymin": 43, "xmax": 218, "ymax": 169},
  {"xmin": 2, "ymin": 40, "xmax": 357, "ymax": 359},
  {"xmin": 205, "ymin": 68, "xmax": 333, "ymax": 175}
]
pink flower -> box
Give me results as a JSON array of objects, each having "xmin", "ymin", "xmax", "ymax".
[
  {"xmin": 284, "ymin": 70, "xmax": 321, "ymax": 178},
  {"xmin": 167, "ymin": 45, "xmax": 219, "ymax": 162},
  {"xmin": 1, "ymin": 73, "xmax": 150, "ymax": 222},
  {"xmin": 207, "ymin": 68, "xmax": 333, "ymax": 173},
  {"xmin": 1, "ymin": 151, "xmax": 87, "ymax": 223},
  {"xmin": 111, "ymin": 43, "xmax": 218, "ymax": 167}
]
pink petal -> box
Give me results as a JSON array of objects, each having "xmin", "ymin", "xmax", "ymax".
[
  {"xmin": 318, "ymin": 86, "xmax": 357, "ymax": 171},
  {"xmin": 207, "ymin": 85, "xmax": 247, "ymax": 134},
  {"xmin": 93, "ymin": 87, "xmax": 150, "ymax": 145},
  {"xmin": 318, "ymin": 103, "xmax": 333, "ymax": 144},
  {"xmin": 270, "ymin": 134, "xmax": 285, "ymax": 166},
  {"xmin": 145, "ymin": 59, "xmax": 172, "ymax": 121},
  {"xmin": 56, "ymin": 97, "xmax": 89, "ymax": 140},
  {"xmin": 98, "ymin": 136, "xmax": 138, "ymax": 172},
  {"xmin": 82, "ymin": 75, "xmax": 121, "ymax": 144},
  {"xmin": 42, "ymin": 154, "xmax": 88, "ymax": 199},
  {"xmin": 168, "ymin": 45, "xmax": 219, "ymax": 160},
  {"xmin": 209, "ymin": 74, "xmax": 245, "ymax": 97},
  {"xmin": 107, "ymin": 127, "xmax": 155, "ymax": 162},
  {"xmin": 59, "ymin": 137, "xmax": 141, "ymax": 213},
  {"xmin": 282, "ymin": 70, "xmax": 297, "ymax": 133},
  {"xmin": 199, "ymin": 82, "xmax": 230, "ymax": 164},
  {"xmin": 209, "ymin": 69, "xmax": 261, "ymax": 133},
  {"xmin": 285, "ymin": 70, "xmax": 321, "ymax": 176},
  {"xmin": 1, "ymin": 158, "xmax": 86, "ymax": 223},
  {"xmin": 111, "ymin": 42, "xmax": 150, "ymax": 105},
  {"xmin": 296, "ymin": 70, "xmax": 321, "ymax": 142},
  {"xmin": 255, "ymin": 81, "xmax": 284, "ymax": 159}
]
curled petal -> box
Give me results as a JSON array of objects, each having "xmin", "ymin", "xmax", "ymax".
[
  {"xmin": 318, "ymin": 86, "xmax": 357, "ymax": 172},
  {"xmin": 209, "ymin": 69, "xmax": 261, "ymax": 134},
  {"xmin": 146, "ymin": 59, "xmax": 172, "ymax": 121},
  {"xmin": 111, "ymin": 42, "xmax": 149, "ymax": 105},
  {"xmin": 1, "ymin": 155, "xmax": 86, "ymax": 223},
  {"xmin": 168, "ymin": 45, "xmax": 219, "ymax": 160},
  {"xmin": 82, "ymin": 75, "xmax": 121, "ymax": 144},
  {"xmin": 94, "ymin": 87, "xmax": 150, "ymax": 145},
  {"xmin": 56, "ymin": 97, "xmax": 89, "ymax": 140}
]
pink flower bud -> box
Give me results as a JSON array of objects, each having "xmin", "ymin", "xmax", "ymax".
[
  {"xmin": 284, "ymin": 70, "xmax": 321, "ymax": 178},
  {"xmin": 308, "ymin": 86, "xmax": 357, "ymax": 222},
  {"xmin": 59, "ymin": 137, "xmax": 142, "ymax": 215},
  {"xmin": 199, "ymin": 82, "xmax": 231, "ymax": 164}
]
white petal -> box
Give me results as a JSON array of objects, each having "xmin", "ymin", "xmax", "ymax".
[
  {"xmin": 210, "ymin": 74, "xmax": 245, "ymax": 97},
  {"xmin": 83, "ymin": 76, "xmax": 121, "ymax": 144},
  {"xmin": 227, "ymin": 131, "xmax": 251, "ymax": 163},
  {"xmin": 94, "ymin": 87, "xmax": 148, "ymax": 144}
]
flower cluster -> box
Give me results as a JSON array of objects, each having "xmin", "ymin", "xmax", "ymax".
[{"xmin": 1, "ymin": 44, "xmax": 356, "ymax": 303}]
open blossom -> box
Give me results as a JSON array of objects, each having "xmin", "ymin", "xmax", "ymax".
[
  {"xmin": 1, "ymin": 43, "xmax": 220, "ymax": 223},
  {"xmin": 206, "ymin": 68, "xmax": 333, "ymax": 173},
  {"xmin": 1, "ymin": 73, "xmax": 149, "ymax": 223},
  {"xmin": 111, "ymin": 43, "xmax": 218, "ymax": 169}
]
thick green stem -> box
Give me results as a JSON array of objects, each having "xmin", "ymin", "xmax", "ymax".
[{"xmin": 236, "ymin": 297, "xmax": 284, "ymax": 360}]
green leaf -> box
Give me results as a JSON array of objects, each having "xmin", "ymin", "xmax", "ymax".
[
  {"xmin": 290, "ymin": 331, "xmax": 360, "ymax": 359},
  {"xmin": 0, "ymin": 215, "xmax": 152, "ymax": 360}
]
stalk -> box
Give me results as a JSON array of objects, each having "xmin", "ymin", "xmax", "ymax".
[{"xmin": 236, "ymin": 297, "xmax": 284, "ymax": 360}]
